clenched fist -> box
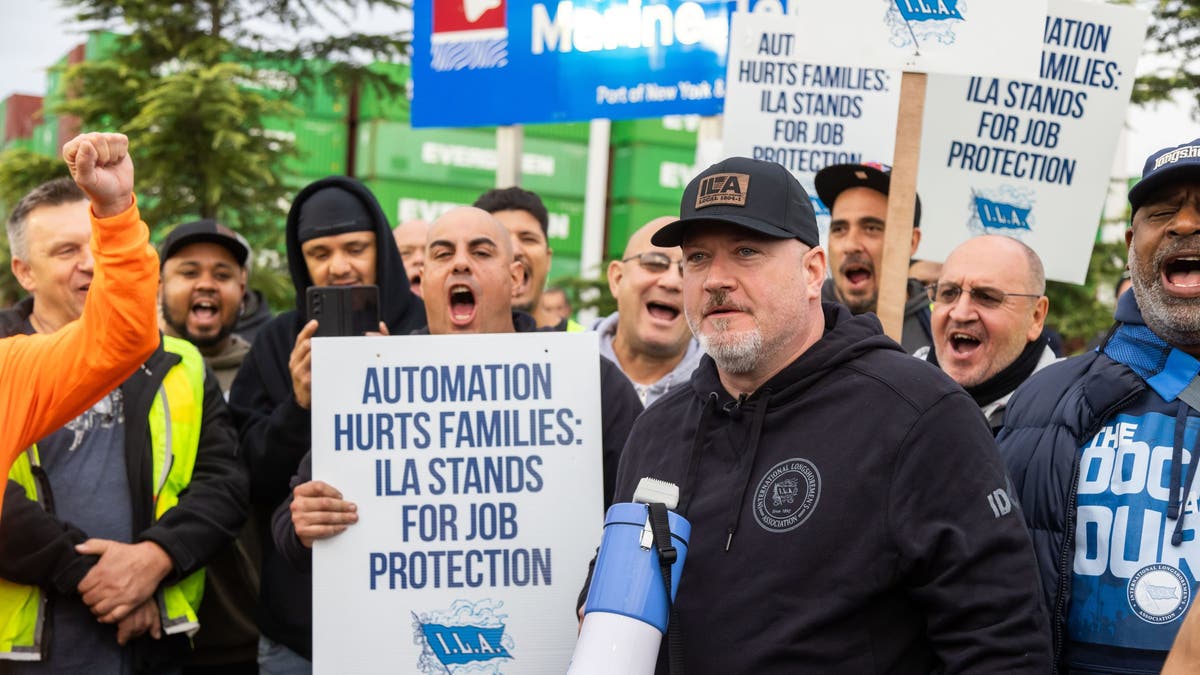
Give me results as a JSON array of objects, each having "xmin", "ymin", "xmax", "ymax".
[{"xmin": 62, "ymin": 132, "xmax": 134, "ymax": 218}]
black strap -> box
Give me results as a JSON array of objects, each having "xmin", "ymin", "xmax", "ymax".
[{"xmin": 647, "ymin": 502, "xmax": 684, "ymax": 675}]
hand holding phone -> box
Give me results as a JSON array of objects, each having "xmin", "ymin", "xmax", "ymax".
[{"xmin": 306, "ymin": 285, "xmax": 381, "ymax": 337}]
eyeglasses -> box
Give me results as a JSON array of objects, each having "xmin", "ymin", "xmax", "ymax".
[
  {"xmin": 622, "ymin": 251, "xmax": 683, "ymax": 276},
  {"xmin": 926, "ymin": 282, "xmax": 1041, "ymax": 309}
]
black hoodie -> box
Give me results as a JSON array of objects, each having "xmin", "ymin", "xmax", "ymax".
[
  {"xmin": 610, "ymin": 302, "xmax": 1051, "ymax": 674},
  {"xmin": 228, "ymin": 176, "xmax": 426, "ymax": 658}
]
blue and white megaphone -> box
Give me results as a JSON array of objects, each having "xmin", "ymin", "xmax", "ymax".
[{"xmin": 567, "ymin": 478, "xmax": 691, "ymax": 675}]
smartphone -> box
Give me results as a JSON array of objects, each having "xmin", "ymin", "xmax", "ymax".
[{"xmin": 306, "ymin": 285, "xmax": 381, "ymax": 337}]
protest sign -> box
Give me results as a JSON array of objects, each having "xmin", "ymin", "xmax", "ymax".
[
  {"xmin": 722, "ymin": 11, "xmax": 902, "ymax": 236},
  {"xmin": 916, "ymin": 0, "xmax": 1149, "ymax": 284},
  {"xmin": 310, "ymin": 332, "xmax": 604, "ymax": 674},
  {"xmin": 783, "ymin": 0, "xmax": 1047, "ymax": 78}
]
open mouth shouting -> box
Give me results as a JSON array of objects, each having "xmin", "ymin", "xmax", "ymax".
[
  {"xmin": 840, "ymin": 259, "xmax": 874, "ymax": 293},
  {"xmin": 1162, "ymin": 253, "xmax": 1200, "ymax": 297},
  {"xmin": 449, "ymin": 284, "xmax": 477, "ymax": 327},
  {"xmin": 645, "ymin": 299, "xmax": 682, "ymax": 324},
  {"xmin": 190, "ymin": 297, "xmax": 222, "ymax": 331},
  {"xmin": 947, "ymin": 329, "xmax": 983, "ymax": 358}
]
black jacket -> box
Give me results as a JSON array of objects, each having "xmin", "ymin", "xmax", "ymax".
[
  {"xmin": 0, "ymin": 298, "xmax": 248, "ymax": 671},
  {"xmin": 996, "ymin": 292, "xmax": 1156, "ymax": 673},
  {"xmin": 270, "ymin": 310, "xmax": 643, "ymax": 571},
  {"xmin": 611, "ymin": 302, "xmax": 1050, "ymax": 673},
  {"xmin": 821, "ymin": 277, "xmax": 932, "ymax": 354},
  {"xmin": 228, "ymin": 176, "xmax": 426, "ymax": 658}
]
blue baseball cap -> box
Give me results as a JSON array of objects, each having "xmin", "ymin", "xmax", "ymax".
[{"xmin": 1129, "ymin": 138, "xmax": 1200, "ymax": 212}]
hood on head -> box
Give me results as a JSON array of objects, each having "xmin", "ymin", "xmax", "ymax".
[{"xmin": 285, "ymin": 176, "xmax": 425, "ymax": 332}]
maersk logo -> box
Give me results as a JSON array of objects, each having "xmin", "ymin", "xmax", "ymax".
[
  {"xmin": 531, "ymin": 0, "xmax": 727, "ymax": 54},
  {"xmin": 431, "ymin": 0, "xmax": 509, "ymax": 71},
  {"xmin": 414, "ymin": 599, "xmax": 514, "ymax": 673}
]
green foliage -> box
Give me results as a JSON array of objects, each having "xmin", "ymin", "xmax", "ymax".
[
  {"xmin": 552, "ymin": 274, "xmax": 617, "ymax": 319},
  {"xmin": 44, "ymin": 0, "xmax": 412, "ymax": 310},
  {"xmin": 1133, "ymin": 0, "xmax": 1200, "ymax": 119},
  {"xmin": 0, "ymin": 149, "xmax": 71, "ymax": 305},
  {"xmin": 1045, "ymin": 240, "xmax": 1129, "ymax": 355}
]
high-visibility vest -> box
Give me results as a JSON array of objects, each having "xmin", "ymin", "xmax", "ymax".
[{"xmin": 0, "ymin": 336, "xmax": 208, "ymax": 660}]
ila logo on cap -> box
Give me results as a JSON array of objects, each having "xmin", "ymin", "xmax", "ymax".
[{"xmin": 696, "ymin": 173, "xmax": 750, "ymax": 209}]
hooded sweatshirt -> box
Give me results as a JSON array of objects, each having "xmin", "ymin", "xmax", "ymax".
[
  {"xmin": 611, "ymin": 302, "xmax": 1050, "ymax": 673},
  {"xmin": 228, "ymin": 176, "xmax": 426, "ymax": 658},
  {"xmin": 821, "ymin": 276, "xmax": 932, "ymax": 354}
]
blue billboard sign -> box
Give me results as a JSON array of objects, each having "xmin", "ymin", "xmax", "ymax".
[{"xmin": 412, "ymin": 0, "xmax": 787, "ymax": 127}]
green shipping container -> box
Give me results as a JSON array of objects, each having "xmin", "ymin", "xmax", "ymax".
[
  {"xmin": 607, "ymin": 200, "xmax": 679, "ymax": 259},
  {"xmin": 262, "ymin": 116, "xmax": 348, "ymax": 176},
  {"xmin": 238, "ymin": 58, "xmax": 347, "ymax": 120},
  {"xmin": 85, "ymin": 31, "xmax": 122, "ymax": 62},
  {"xmin": 43, "ymin": 55, "xmax": 69, "ymax": 109},
  {"xmin": 610, "ymin": 144, "xmax": 697, "ymax": 204},
  {"xmin": 525, "ymin": 121, "xmax": 591, "ymax": 144},
  {"xmin": 547, "ymin": 254, "xmax": 581, "ymax": 283},
  {"xmin": 363, "ymin": 178, "xmax": 585, "ymax": 256},
  {"xmin": 2, "ymin": 137, "xmax": 35, "ymax": 153},
  {"xmin": 357, "ymin": 121, "xmax": 588, "ymax": 200},
  {"xmin": 611, "ymin": 116, "xmax": 700, "ymax": 149},
  {"xmin": 30, "ymin": 117, "xmax": 58, "ymax": 157},
  {"xmin": 357, "ymin": 62, "xmax": 411, "ymax": 122}
]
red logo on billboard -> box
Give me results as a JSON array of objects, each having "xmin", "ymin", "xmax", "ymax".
[{"xmin": 433, "ymin": 0, "xmax": 507, "ymax": 34}]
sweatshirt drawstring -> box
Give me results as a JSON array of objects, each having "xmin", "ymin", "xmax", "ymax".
[
  {"xmin": 678, "ymin": 393, "xmax": 718, "ymax": 517},
  {"xmin": 1171, "ymin": 399, "xmax": 1199, "ymax": 546},
  {"xmin": 725, "ymin": 389, "xmax": 771, "ymax": 552}
]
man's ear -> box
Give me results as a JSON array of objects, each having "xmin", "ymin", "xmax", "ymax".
[
  {"xmin": 11, "ymin": 258, "xmax": 35, "ymax": 294},
  {"xmin": 803, "ymin": 246, "xmax": 828, "ymax": 300},
  {"xmin": 909, "ymin": 227, "xmax": 922, "ymax": 257},
  {"xmin": 607, "ymin": 259, "xmax": 624, "ymax": 297},
  {"xmin": 1028, "ymin": 296, "xmax": 1050, "ymax": 342},
  {"xmin": 509, "ymin": 260, "xmax": 526, "ymax": 299}
]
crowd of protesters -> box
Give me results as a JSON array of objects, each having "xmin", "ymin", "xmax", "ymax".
[{"xmin": 2, "ymin": 130, "xmax": 1200, "ymax": 674}]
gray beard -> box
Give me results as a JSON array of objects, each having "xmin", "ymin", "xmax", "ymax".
[
  {"xmin": 697, "ymin": 320, "xmax": 764, "ymax": 375},
  {"xmin": 1128, "ymin": 245, "xmax": 1200, "ymax": 347}
]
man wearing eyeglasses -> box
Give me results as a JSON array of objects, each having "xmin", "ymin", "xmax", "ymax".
[
  {"xmin": 997, "ymin": 138, "xmax": 1200, "ymax": 674},
  {"xmin": 915, "ymin": 235, "xmax": 1055, "ymax": 432},
  {"xmin": 595, "ymin": 217, "xmax": 703, "ymax": 406},
  {"xmin": 815, "ymin": 162, "xmax": 932, "ymax": 353}
]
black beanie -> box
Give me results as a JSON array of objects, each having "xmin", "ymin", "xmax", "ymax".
[{"xmin": 297, "ymin": 186, "xmax": 375, "ymax": 243}]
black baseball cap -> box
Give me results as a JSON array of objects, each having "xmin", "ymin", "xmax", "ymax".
[
  {"xmin": 160, "ymin": 219, "xmax": 250, "ymax": 268},
  {"xmin": 652, "ymin": 157, "xmax": 819, "ymax": 247},
  {"xmin": 814, "ymin": 162, "xmax": 922, "ymax": 228},
  {"xmin": 1129, "ymin": 138, "xmax": 1200, "ymax": 212}
]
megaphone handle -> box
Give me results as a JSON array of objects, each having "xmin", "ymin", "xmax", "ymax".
[{"xmin": 646, "ymin": 502, "xmax": 685, "ymax": 675}]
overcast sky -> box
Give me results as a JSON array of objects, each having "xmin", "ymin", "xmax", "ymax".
[{"xmin": 0, "ymin": 0, "xmax": 1194, "ymax": 175}]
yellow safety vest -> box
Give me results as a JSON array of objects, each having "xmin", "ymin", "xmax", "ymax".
[{"xmin": 0, "ymin": 336, "xmax": 208, "ymax": 660}]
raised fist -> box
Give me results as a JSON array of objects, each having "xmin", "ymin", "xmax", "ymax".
[{"xmin": 62, "ymin": 132, "xmax": 134, "ymax": 218}]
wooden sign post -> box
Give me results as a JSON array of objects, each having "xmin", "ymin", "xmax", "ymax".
[{"xmin": 877, "ymin": 71, "xmax": 927, "ymax": 342}]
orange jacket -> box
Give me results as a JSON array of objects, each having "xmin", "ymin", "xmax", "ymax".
[{"xmin": 0, "ymin": 197, "xmax": 159, "ymax": 516}]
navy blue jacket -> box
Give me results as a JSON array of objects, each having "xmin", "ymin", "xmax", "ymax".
[{"xmin": 997, "ymin": 292, "xmax": 1163, "ymax": 673}]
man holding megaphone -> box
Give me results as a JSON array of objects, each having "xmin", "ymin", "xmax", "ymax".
[{"xmin": 592, "ymin": 157, "xmax": 1051, "ymax": 674}]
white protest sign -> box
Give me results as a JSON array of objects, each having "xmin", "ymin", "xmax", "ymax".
[
  {"xmin": 915, "ymin": 0, "xmax": 1148, "ymax": 283},
  {"xmin": 781, "ymin": 0, "xmax": 1047, "ymax": 78},
  {"xmin": 311, "ymin": 332, "xmax": 604, "ymax": 674},
  {"xmin": 723, "ymin": 11, "xmax": 902, "ymax": 238}
]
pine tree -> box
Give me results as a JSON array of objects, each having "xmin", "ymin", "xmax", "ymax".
[{"xmin": 53, "ymin": 0, "xmax": 410, "ymax": 291}]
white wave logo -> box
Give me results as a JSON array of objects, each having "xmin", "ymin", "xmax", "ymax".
[{"xmin": 431, "ymin": 0, "xmax": 508, "ymax": 72}]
